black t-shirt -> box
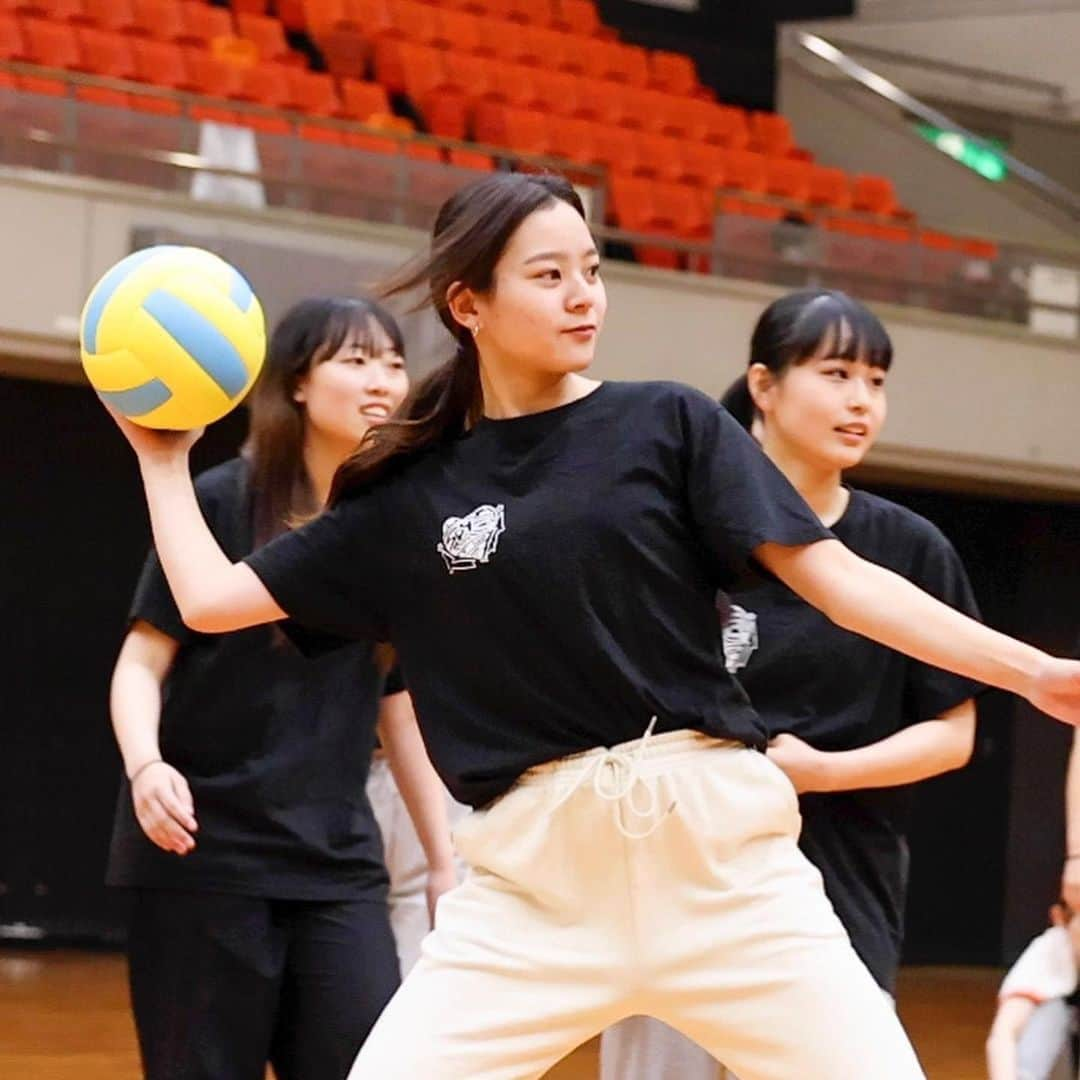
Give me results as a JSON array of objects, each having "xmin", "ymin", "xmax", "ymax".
[
  {"xmin": 725, "ymin": 488, "xmax": 981, "ymax": 991},
  {"xmin": 106, "ymin": 458, "xmax": 391, "ymax": 901},
  {"xmin": 246, "ymin": 381, "xmax": 832, "ymax": 809}
]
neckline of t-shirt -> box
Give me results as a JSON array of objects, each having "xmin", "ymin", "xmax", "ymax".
[
  {"xmin": 473, "ymin": 381, "xmax": 610, "ymax": 431},
  {"xmin": 829, "ymin": 485, "xmax": 861, "ymax": 532}
]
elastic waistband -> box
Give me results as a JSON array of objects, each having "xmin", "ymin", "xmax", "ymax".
[{"xmin": 517, "ymin": 729, "xmax": 746, "ymax": 786}]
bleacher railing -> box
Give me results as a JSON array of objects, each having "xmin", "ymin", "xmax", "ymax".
[{"xmin": 2, "ymin": 62, "xmax": 1079, "ymax": 339}]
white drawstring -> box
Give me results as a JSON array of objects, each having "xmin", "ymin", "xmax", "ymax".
[{"xmin": 548, "ymin": 717, "xmax": 677, "ymax": 840}]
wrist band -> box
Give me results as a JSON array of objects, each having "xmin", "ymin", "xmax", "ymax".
[
  {"xmin": 1067, "ymin": 854, "xmax": 1080, "ymax": 862},
  {"xmin": 128, "ymin": 758, "xmax": 164, "ymax": 784}
]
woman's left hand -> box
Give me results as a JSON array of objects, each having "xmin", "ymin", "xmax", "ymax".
[
  {"xmin": 1028, "ymin": 658, "xmax": 1080, "ymax": 727},
  {"xmin": 426, "ymin": 862, "xmax": 458, "ymax": 927},
  {"xmin": 767, "ymin": 733, "xmax": 832, "ymax": 793}
]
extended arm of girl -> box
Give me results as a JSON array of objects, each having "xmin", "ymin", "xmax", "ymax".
[
  {"xmin": 377, "ymin": 691, "xmax": 458, "ymax": 920},
  {"xmin": 111, "ymin": 620, "xmax": 197, "ymax": 854},
  {"xmin": 767, "ymin": 699, "xmax": 975, "ymax": 794},
  {"xmin": 757, "ymin": 539, "xmax": 1080, "ymax": 725}
]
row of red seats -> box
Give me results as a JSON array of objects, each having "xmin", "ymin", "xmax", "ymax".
[
  {"xmin": 609, "ymin": 175, "xmax": 998, "ymax": 273},
  {"xmin": 1, "ymin": 4, "xmax": 314, "ymax": 67},
  {"xmin": 390, "ymin": 48, "xmax": 795, "ymax": 154},
  {"xmin": 472, "ymin": 105, "xmax": 907, "ymax": 218},
  {"xmin": 1, "ymin": 17, "xmax": 385, "ymax": 124},
  {"xmin": 312, "ymin": 3, "xmax": 695, "ymax": 94},
  {"xmin": 303, "ymin": 0, "xmax": 611, "ymax": 39},
  {"xmin": 1, "ymin": 0, "xmax": 229, "ymax": 42},
  {"xmin": 0, "ymin": 18, "xmax": 909, "ymax": 224}
]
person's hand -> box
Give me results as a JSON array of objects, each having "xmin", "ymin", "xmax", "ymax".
[
  {"xmin": 766, "ymin": 733, "xmax": 832, "ymax": 793},
  {"xmin": 131, "ymin": 761, "xmax": 198, "ymax": 855},
  {"xmin": 102, "ymin": 401, "xmax": 204, "ymax": 466},
  {"xmin": 1027, "ymin": 657, "xmax": 1080, "ymax": 727},
  {"xmin": 425, "ymin": 862, "xmax": 458, "ymax": 927}
]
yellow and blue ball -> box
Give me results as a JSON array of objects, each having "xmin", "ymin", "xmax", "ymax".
[{"xmin": 80, "ymin": 245, "xmax": 266, "ymax": 430}]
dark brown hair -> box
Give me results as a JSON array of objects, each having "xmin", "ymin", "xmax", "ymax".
[
  {"xmin": 243, "ymin": 296, "xmax": 405, "ymax": 543},
  {"xmin": 328, "ymin": 171, "xmax": 586, "ymax": 505}
]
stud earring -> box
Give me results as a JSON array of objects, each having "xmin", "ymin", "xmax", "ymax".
[{"xmin": 471, "ymin": 323, "xmax": 481, "ymax": 337}]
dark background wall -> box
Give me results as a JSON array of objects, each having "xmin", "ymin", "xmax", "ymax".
[
  {"xmin": 2, "ymin": 373, "xmax": 1077, "ymax": 967},
  {"xmin": 0, "ymin": 375, "xmax": 246, "ymax": 943},
  {"xmin": 597, "ymin": 0, "xmax": 854, "ymax": 111}
]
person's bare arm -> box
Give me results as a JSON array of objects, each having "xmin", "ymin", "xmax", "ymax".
[
  {"xmin": 1062, "ymin": 734, "xmax": 1080, "ymax": 908},
  {"xmin": 768, "ymin": 699, "xmax": 975, "ymax": 793},
  {"xmin": 111, "ymin": 620, "xmax": 197, "ymax": 854},
  {"xmin": 986, "ymin": 997, "xmax": 1037, "ymax": 1080},
  {"xmin": 756, "ymin": 539, "xmax": 1080, "ymax": 725},
  {"xmin": 378, "ymin": 691, "xmax": 458, "ymax": 922}
]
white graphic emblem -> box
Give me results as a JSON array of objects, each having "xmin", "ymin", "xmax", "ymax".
[
  {"xmin": 438, "ymin": 504, "xmax": 506, "ymax": 573},
  {"xmin": 722, "ymin": 604, "xmax": 759, "ymax": 673}
]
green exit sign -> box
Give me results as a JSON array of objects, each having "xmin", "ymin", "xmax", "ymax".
[{"xmin": 915, "ymin": 123, "xmax": 1008, "ymax": 182}]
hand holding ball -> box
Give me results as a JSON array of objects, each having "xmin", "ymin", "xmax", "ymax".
[{"xmin": 80, "ymin": 246, "xmax": 266, "ymax": 431}]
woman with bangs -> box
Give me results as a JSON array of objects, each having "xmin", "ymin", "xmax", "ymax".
[
  {"xmin": 106, "ymin": 296, "xmax": 456, "ymax": 1080},
  {"xmin": 604, "ymin": 289, "xmax": 980, "ymax": 1079},
  {"xmin": 105, "ymin": 177, "xmax": 1080, "ymax": 1080}
]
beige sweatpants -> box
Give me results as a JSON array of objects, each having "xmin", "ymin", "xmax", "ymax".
[{"xmin": 348, "ymin": 730, "xmax": 925, "ymax": 1080}]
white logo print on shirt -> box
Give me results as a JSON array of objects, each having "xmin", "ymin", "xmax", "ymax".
[
  {"xmin": 722, "ymin": 604, "xmax": 759, "ymax": 673},
  {"xmin": 438, "ymin": 504, "xmax": 506, "ymax": 573}
]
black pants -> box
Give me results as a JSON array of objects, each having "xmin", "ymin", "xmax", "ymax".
[{"xmin": 128, "ymin": 889, "xmax": 401, "ymax": 1080}]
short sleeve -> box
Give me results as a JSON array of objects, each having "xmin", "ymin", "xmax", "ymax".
[
  {"xmin": 244, "ymin": 491, "xmax": 388, "ymax": 643},
  {"xmin": 1000, "ymin": 927, "xmax": 1078, "ymax": 1003},
  {"xmin": 902, "ymin": 525, "xmax": 984, "ymax": 722},
  {"xmin": 129, "ymin": 463, "xmax": 238, "ymax": 646},
  {"xmin": 130, "ymin": 548, "xmax": 190, "ymax": 645},
  {"xmin": 680, "ymin": 388, "xmax": 832, "ymax": 574}
]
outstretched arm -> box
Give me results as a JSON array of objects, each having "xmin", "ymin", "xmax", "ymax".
[{"xmin": 757, "ymin": 539, "xmax": 1080, "ymax": 725}]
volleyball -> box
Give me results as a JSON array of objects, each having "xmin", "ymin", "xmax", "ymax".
[{"xmin": 80, "ymin": 245, "xmax": 266, "ymax": 430}]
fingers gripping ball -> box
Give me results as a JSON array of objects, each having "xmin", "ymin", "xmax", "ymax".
[{"xmin": 80, "ymin": 246, "xmax": 266, "ymax": 430}]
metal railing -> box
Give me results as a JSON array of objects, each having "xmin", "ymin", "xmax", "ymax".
[
  {"xmin": 788, "ymin": 31, "xmax": 1080, "ymax": 224},
  {"xmin": 2, "ymin": 63, "xmax": 1080, "ymax": 338},
  {"xmin": 818, "ymin": 36, "xmax": 1070, "ymax": 116}
]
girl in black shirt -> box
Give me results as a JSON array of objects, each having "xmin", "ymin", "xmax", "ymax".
[
  {"xmin": 602, "ymin": 289, "xmax": 980, "ymax": 1078},
  {"xmin": 107, "ymin": 297, "xmax": 455, "ymax": 1080},
  {"xmin": 104, "ymin": 174, "xmax": 1080, "ymax": 1080}
]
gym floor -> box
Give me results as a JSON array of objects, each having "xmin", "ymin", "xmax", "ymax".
[{"xmin": 0, "ymin": 948, "xmax": 994, "ymax": 1078}]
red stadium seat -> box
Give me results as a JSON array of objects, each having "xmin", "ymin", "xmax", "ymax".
[
  {"xmin": 130, "ymin": 0, "xmax": 184, "ymax": 40},
  {"xmin": 648, "ymin": 50, "xmax": 697, "ymax": 96},
  {"xmin": 748, "ymin": 111, "xmax": 794, "ymax": 157},
  {"xmin": 235, "ymin": 12, "xmax": 304, "ymax": 65},
  {"xmin": 81, "ymin": 0, "xmax": 139, "ymax": 34},
  {"xmin": 338, "ymin": 76, "xmax": 392, "ymax": 122},
  {"xmin": 551, "ymin": 0, "xmax": 602, "ymax": 38},
  {"xmin": 176, "ymin": 0, "xmax": 232, "ymax": 47},
  {"xmin": 808, "ymin": 165, "xmax": 850, "ymax": 210},
  {"xmin": 764, "ymin": 156, "xmax": 812, "ymax": 204}
]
